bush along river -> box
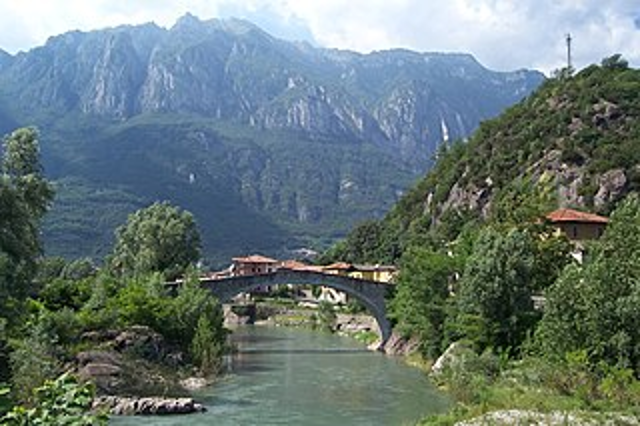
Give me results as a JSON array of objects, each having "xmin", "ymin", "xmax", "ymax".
[{"xmin": 110, "ymin": 326, "xmax": 450, "ymax": 425}]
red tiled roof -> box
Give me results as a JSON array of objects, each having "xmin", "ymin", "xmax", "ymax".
[
  {"xmin": 546, "ymin": 208, "xmax": 609, "ymax": 224},
  {"xmin": 322, "ymin": 262, "xmax": 353, "ymax": 270},
  {"xmin": 280, "ymin": 260, "xmax": 323, "ymax": 272},
  {"xmin": 280, "ymin": 259, "xmax": 307, "ymax": 269},
  {"xmin": 232, "ymin": 254, "xmax": 279, "ymax": 264}
]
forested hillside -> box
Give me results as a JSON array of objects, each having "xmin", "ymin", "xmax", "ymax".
[{"xmin": 329, "ymin": 55, "xmax": 640, "ymax": 264}]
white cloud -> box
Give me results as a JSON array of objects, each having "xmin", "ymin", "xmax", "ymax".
[{"xmin": 0, "ymin": 0, "xmax": 639, "ymax": 74}]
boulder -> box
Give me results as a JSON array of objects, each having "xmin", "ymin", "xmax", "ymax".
[
  {"xmin": 76, "ymin": 350, "xmax": 124, "ymax": 393},
  {"xmin": 76, "ymin": 350, "xmax": 121, "ymax": 366},
  {"xmin": 380, "ymin": 332, "xmax": 421, "ymax": 356},
  {"xmin": 113, "ymin": 325, "xmax": 167, "ymax": 361},
  {"xmin": 430, "ymin": 341, "xmax": 472, "ymax": 376},
  {"xmin": 595, "ymin": 168, "xmax": 627, "ymax": 209},
  {"xmin": 93, "ymin": 396, "xmax": 206, "ymax": 415}
]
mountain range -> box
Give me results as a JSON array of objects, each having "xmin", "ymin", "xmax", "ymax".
[{"xmin": 0, "ymin": 14, "xmax": 544, "ymax": 265}]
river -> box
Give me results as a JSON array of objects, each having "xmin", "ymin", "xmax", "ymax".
[{"xmin": 111, "ymin": 326, "xmax": 450, "ymax": 425}]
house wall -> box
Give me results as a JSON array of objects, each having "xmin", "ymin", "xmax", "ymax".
[
  {"xmin": 324, "ymin": 268, "xmax": 350, "ymax": 276},
  {"xmin": 233, "ymin": 262, "xmax": 278, "ymax": 276},
  {"xmin": 373, "ymin": 270, "xmax": 395, "ymax": 283},
  {"xmin": 556, "ymin": 222, "xmax": 606, "ymax": 240}
]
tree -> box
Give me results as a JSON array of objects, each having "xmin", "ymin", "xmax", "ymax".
[
  {"xmin": 9, "ymin": 320, "xmax": 61, "ymax": 404},
  {"xmin": 314, "ymin": 301, "xmax": 337, "ymax": 332},
  {"xmin": 390, "ymin": 247, "xmax": 455, "ymax": 358},
  {"xmin": 454, "ymin": 228, "xmax": 540, "ymax": 354},
  {"xmin": 490, "ymin": 174, "xmax": 556, "ymax": 227},
  {"xmin": 0, "ymin": 127, "xmax": 54, "ymax": 302},
  {"xmin": 536, "ymin": 195, "xmax": 640, "ymax": 372},
  {"xmin": 191, "ymin": 313, "xmax": 225, "ymax": 376},
  {"xmin": 109, "ymin": 201, "xmax": 201, "ymax": 279},
  {"xmin": 0, "ymin": 127, "xmax": 53, "ymax": 382},
  {"xmin": 601, "ymin": 54, "xmax": 629, "ymax": 70}
]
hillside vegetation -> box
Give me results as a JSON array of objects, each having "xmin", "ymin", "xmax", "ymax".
[{"xmin": 328, "ymin": 55, "xmax": 640, "ymax": 264}]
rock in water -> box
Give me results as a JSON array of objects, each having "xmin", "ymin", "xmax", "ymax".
[{"xmin": 93, "ymin": 396, "xmax": 207, "ymax": 415}]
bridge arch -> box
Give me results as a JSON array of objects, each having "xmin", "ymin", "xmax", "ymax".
[{"xmin": 200, "ymin": 269, "xmax": 392, "ymax": 349}]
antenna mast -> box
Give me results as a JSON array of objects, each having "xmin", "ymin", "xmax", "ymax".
[{"xmin": 566, "ymin": 33, "xmax": 573, "ymax": 72}]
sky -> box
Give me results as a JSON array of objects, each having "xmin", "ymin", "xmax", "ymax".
[{"xmin": 0, "ymin": 0, "xmax": 639, "ymax": 74}]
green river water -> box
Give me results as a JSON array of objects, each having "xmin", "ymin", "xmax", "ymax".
[{"xmin": 111, "ymin": 326, "xmax": 450, "ymax": 425}]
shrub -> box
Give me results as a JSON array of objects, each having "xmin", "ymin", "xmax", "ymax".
[
  {"xmin": 190, "ymin": 314, "xmax": 224, "ymax": 376},
  {"xmin": 2, "ymin": 372, "xmax": 107, "ymax": 425}
]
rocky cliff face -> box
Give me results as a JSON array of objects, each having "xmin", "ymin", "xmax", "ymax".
[{"xmin": 0, "ymin": 15, "xmax": 544, "ymax": 262}]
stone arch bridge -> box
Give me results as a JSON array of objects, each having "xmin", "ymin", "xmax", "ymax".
[{"xmin": 199, "ymin": 269, "xmax": 393, "ymax": 348}]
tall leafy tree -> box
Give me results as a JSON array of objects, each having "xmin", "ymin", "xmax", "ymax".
[
  {"xmin": 109, "ymin": 201, "xmax": 201, "ymax": 279},
  {"xmin": 454, "ymin": 228, "xmax": 540, "ymax": 354},
  {"xmin": 0, "ymin": 128, "xmax": 53, "ymax": 382},
  {"xmin": 0, "ymin": 127, "xmax": 54, "ymax": 300},
  {"xmin": 390, "ymin": 247, "xmax": 455, "ymax": 358},
  {"xmin": 536, "ymin": 195, "xmax": 640, "ymax": 371}
]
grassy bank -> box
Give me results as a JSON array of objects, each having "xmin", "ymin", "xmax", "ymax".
[{"xmin": 416, "ymin": 349, "xmax": 640, "ymax": 425}]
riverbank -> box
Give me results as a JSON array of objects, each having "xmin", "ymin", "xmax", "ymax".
[
  {"xmin": 73, "ymin": 325, "xmax": 221, "ymax": 416},
  {"xmin": 413, "ymin": 345, "xmax": 640, "ymax": 425}
]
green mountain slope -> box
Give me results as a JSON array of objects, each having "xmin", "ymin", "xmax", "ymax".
[
  {"xmin": 330, "ymin": 56, "xmax": 640, "ymax": 264},
  {"xmin": 39, "ymin": 114, "xmax": 414, "ymax": 265}
]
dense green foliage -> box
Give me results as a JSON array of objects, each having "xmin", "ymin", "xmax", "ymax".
[
  {"xmin": 0, "ymin": 127, "xmax": 54, "ymax": 382},
  {"xmin": 191, "ymin": 312, "xmax": 225, "ymax": 375},
  {"xmin": 390, "ymin": 248, "xmax": 455, "ymax": 358},
  {"xmin": 109, "ymin": 201, "xmax": 201, "ymax": 279},
  {"xmin": 536, "ymin": 195, "xmax": 640, "ymax": 370},
  {"xmin": 454, "ymin": 228, "xmax": 540, "ymax": 354},
  {"xmin": 0, "ymin": 128, "xmax": 54, "ymax": 305},
  {"xmin": 2, "ymin": 373, "xmax": 107, "ymax": 425}
]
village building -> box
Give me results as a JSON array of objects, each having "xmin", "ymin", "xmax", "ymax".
[
  {"xmin": 279, "ymin": 259, "xmax": 323, "ymax": 273},
  {"xmin": 350, "ymin": 264, "xmax": 397, "ymax": 283},
  {"xmin": 546, "ymin": 208, "xmax": 609, "ymax": 264},
  {"xmin": 546, "ymin": 208, "xmax": 608, "ymax": 241},
  {"xmin": 231, "ymin": 254, "xmax": 280, "ymax": 276},
  {"xmin": 321, "ymin": 262, "xmax": 355, "ymax": 276}
]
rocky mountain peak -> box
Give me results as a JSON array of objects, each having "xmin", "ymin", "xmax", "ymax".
[
  {"xmin": 172, "ymin": 12, "xmax": 203, "ymax": 31},
  {"xmin": 0, "ymin": 48, "xmax": 11, "ymax": 71}
]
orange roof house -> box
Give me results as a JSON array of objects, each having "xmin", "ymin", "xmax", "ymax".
[
  {"xmin": 321, "ymin": 262, "xmax": 355, "ymax": 276},
  {"xmin": 546, "ymin": 208, "xmax": 608, "ymax": 241},
  {"xmin": 279, "ymin": 260, "xmax": 323, "ymax": 273},
  {"xmin": 231, "ymin": 254, "xmax": 279, "ymax": 276}
]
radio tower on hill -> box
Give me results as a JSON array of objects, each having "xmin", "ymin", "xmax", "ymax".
[{"xmin": 566, "ymin": 33, "xmax": 573, "ymax": 73}]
